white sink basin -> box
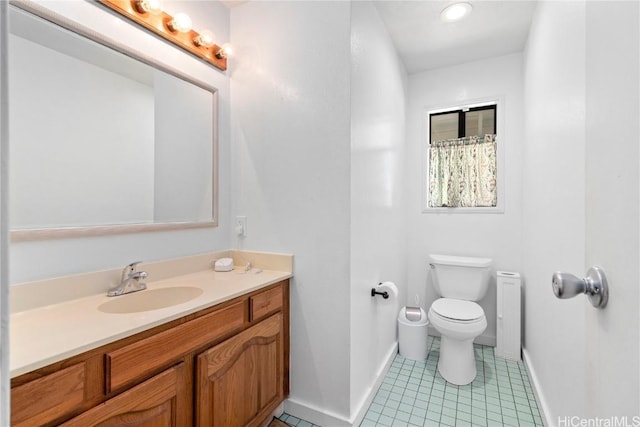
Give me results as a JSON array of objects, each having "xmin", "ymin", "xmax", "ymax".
[{"xmin": 98, "ymin": 286, "xmax": 203, "ymax": 314}]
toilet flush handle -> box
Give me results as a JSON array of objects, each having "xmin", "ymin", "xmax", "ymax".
[{"xmin": 551, "ymin": 266, "xmax": 609, "ymax": 308}]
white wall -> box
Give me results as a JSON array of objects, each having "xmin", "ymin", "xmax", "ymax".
[
  {"xmin": 406, "ymin": 53, "xmax": 524, "ymax": 344},
  {"xmin": 524, "ymin": 2, "xmax": 640, "ymax": 422},
  {"xmin": 230, "ymin": 1, "xmax": 353, "ymax": 423},
  {"xmin": 349, "ymin": 0, "xmax": 407, "ymax": 420},
  {"xmin": 9, "ymin": 0, "xmax": 231, "ymax": 283},
  {"xmin": 522, "ymin": 2, "xmax": 587, "ymax": 421}
]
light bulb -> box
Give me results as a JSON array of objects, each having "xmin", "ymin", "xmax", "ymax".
[
  {"xmin": 133, "ymin": 0, "xmax": 162, "ymax": 15},
  {"xmin": 194, "ymin": 30, "xmax": 216, "ymax": 48},
  {"xmin": 215, "ymin": 43, "xmax": 233, "ymax": 59},
  {"xmin": 167, "ymin": 12, "xmax": 192, "ymax": 33},
  {"xmin": 440, "ymin": 2, "xmax": 473, "ymax": 22}
]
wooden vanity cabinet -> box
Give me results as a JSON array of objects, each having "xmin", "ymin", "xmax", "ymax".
[{"xmin": 10, "ymin": 280, "xmax": 289, "ymax": 427}]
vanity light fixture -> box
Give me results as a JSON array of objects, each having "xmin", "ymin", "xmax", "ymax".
[
  {"xmin": 98, "ymin": 0, "xmax": 228, "ymax": 71},
  {"xmin": 132, "ymin": 0, "xmax": 162, "ymax": 15},
  {"xmin": 215, "ymin": 43, "xmax": 234, "ymax": 59},
  {"xmin": 194, "ymin": 30, "xmax": 216, "ymax": 48},
  {"xmin": 166, "ymin": 12, "xmax": 192, "ymax": 33},
  {"xmin": 441, "ymin": 2, "xmax": 473, "ymax": 22}
]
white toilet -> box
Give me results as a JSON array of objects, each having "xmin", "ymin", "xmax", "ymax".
[{"xmin": 427, "ymin": 254, "xmax": 492, "ymax": 385}]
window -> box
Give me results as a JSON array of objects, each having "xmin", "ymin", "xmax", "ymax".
[
  {"xmin": 430, "ymin": 105, "xmax": 496, "ymax": 143},
  {"xmin": 426, "ymin": 104, "xmax": 498, "ymax": 209}
]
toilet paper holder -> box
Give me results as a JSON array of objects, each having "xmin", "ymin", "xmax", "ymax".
[
  {"xmin": 552, "ymin": 266, "xmax": 609, "ymax": 308},
  {"xmin": 371, "ymin": 284, "xmax": 389, "ymax": 299}
]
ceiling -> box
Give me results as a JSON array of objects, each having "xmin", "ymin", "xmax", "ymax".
[{"xmin": 373, "ymin": 1, "xmax": 537, "ymax": 74}]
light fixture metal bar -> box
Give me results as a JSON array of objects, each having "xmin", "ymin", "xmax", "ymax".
[{"xmin": 98, "ymin": 0, "xmax": 227, "ymax": 71}]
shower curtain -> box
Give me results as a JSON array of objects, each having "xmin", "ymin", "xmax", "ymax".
[{"xmin": 428, "ymin": 134, "xmax": 497, "ymax": 208}]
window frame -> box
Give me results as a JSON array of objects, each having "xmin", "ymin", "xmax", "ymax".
[{"xmin": 422, "ymin": 97, "xmax": 505, "ymax": 214}]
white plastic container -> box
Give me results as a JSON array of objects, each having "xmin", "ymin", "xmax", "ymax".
[{"xmin": 398, "ymin": 307, "xmax": 429, "ymax": 361}]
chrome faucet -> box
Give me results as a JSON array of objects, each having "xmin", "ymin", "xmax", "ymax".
[{"xmin": 107, "ymin": 261, "xmax": 148, "ymax": 297}]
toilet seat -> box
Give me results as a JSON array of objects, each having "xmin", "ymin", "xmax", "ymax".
[{"xmin": 431, "ymin": 298, "xmax": 484, "ymax": 323}]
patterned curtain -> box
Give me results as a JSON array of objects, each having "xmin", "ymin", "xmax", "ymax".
[{"xmin": 429, "ymin": 134, "xmax": 497, "ymax": 207}]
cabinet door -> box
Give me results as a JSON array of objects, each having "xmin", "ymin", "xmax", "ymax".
[
  {"xmin": 197, "ymin": 313, "xmax": 283, "ymax": 427},
  {"xmin": 61, "ymin": 363, "xmax": 186, "ymax": 427}
]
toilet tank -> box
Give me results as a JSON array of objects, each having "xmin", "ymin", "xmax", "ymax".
[{"xmin": 429, "ymin": 254, "xmax": 492, "ymax": 301}]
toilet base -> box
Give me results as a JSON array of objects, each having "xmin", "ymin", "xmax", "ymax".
[{"xmin": 437, "ymin": 335, "xmax": 477, "ymax": 385}]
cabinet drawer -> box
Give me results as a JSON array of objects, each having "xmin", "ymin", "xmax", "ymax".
[
  {"xmin": 107, "ymin": 301, "xmax": 244, "ymax": 392},
  {"xmin": 12, "ymin": 362, "xmax": 86, "ymax": 427},
  {"xmin": 250, "ymin": 286, "xmax": 283, "ymax": 321}
]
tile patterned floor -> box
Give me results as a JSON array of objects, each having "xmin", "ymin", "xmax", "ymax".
[
  {"xmin": 280, "ymin": 336, "xmax": 544, "ymax": 427},
  {"xmin": 363, "ymin": 336, "xmax": 543, "ymax": 427},
  {"xmin": 278, "ymin": 413, "xmax": 322, "ymax": 427}
]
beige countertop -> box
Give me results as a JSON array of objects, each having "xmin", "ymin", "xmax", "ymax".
[{"xmin": 11, "ymin": 251, "xmax": 293, "ymax": 378}]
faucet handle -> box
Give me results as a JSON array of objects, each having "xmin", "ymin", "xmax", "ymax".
[
  {"xmin": 126, "ymin": 261, "xmax": 142, "ymax": 270},
  {"xmin": 122, "ymin": 261, "xmax": 143, "ymax": 281}
]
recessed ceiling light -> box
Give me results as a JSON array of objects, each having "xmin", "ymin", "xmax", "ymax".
[{"xmin": 441, "ymin": 2, "xmax": 473, "ymax": 23}]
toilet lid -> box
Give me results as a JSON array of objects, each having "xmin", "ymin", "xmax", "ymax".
[{"xmin": 432, "ymin": 298, "xmax": 484, "ymax": 321}]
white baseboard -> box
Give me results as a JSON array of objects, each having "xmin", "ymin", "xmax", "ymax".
[
  {"xmin": 284, "ymin": 341, "xmax": 399, "ymax": 427},
  {"xmin": 284, "ymin": 398, "xmax": 351, "ymax": 427},
  {"xmin": 522, "ymin": 347, "xmax": 553, "ymax": 427},
  {"xmin": 351, "ymin": 341, "xmax": 398, "ymax": 426}
]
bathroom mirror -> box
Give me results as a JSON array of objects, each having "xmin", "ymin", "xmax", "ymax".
[{"xmin": 8, "ymin": 2, "xmax": 218, "ymax": 241}]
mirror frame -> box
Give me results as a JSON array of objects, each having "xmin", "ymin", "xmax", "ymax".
[{"xmin": 9, "ymin": 0, "xmax": 219, "ymax": 242}]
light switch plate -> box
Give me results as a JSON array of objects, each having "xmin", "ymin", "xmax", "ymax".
[{"xmin": 235, "ymin": 216, "xmax": 247, "ymax": 237}]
